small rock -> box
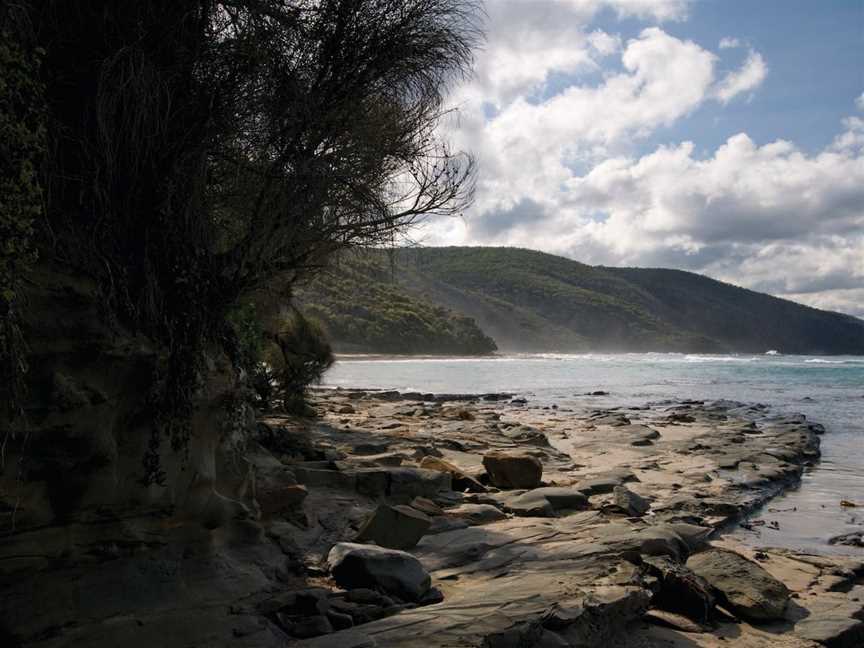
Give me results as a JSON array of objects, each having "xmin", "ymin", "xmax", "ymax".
[
  {"xmin": 328, "ymin": 542, "xmax": 432, "ymax": 602},
  {"xmin": 612, "ymin": 486, "xmax": 651, "ymax": 517},
  {"xmin": 447, "ymin": 503, "xmax": 507, "ymax": 525},
  {"xmin": 499, "ymin": 487, "xmax": 588, "ymax": 517},
  {"xmin": 354, "ymin": 504, "xmax": 431, "ymax": 550},
  {"xmin": 482, "ymin": 452, "xmax": 543, "ymax": 489},
  {"xmin": 337, "ymin": 404, "xmax": 356, "ymax": 414}
]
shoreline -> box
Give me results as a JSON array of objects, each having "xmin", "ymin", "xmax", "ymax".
[
  {"xmin": 269, "ymin": 387, "xmax": 863, "ymax": 647},
  {"xmin": 7, "ymin": 387, "xmax": 860, "ymax": 647}
]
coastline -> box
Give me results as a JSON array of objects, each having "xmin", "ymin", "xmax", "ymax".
[
  {"xmin": 7, "ymin": 387, "xmax": 861, "ymax": 647},
  {"xmin": 269, "ymin": 388, "xmax": 862, "ymax": 647}
]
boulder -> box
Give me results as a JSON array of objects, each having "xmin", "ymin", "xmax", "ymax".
[
  {"xmin": 354, "ymin": 504, "xmax": 431, "ymax": 550},
  {"xmin": 482, "ymin": 452, "xmax": 542, "ymax": 489},
  {"xmin": 499, "ymin": 487, "xmax": 589, "ymax": 517},
  {"xmin": 612, "ymin": 486, "xmax": 650, "ymax": 517},
  {"xmin": 328, "ymin": 543, "xmax": 432, "ymax": 602},
  {"xmin": 419, "ymin": 456, "xmax": 487, "ymax": 493},
  {"xmin": 687, "ymin": 549, "xmax": 790, "ymax": 621}
]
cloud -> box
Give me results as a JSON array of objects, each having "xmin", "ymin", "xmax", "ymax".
[
  {"xmin": 856, "ymin": 92, "xmax": 864, "ymax": 111},
  {"xmin": 712, "ymin": 50, "xmax": 768, "ymax": 103},
  {"xmin": 426, "ymin": 2, "xmax": 862, "ymax": 317}
]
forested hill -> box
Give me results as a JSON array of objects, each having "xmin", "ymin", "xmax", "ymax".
[
  {"xmin": 296, "ymin": 247, "xmax": 864, "ymax": 355},
  {"xmin": 293, "ymin": 256, "xmax": 497, "ymax": 355}
]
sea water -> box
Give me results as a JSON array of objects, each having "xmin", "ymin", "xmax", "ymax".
[{"xmin": 323, "ymin": 353, "xmax": 864, "ymax": 553}]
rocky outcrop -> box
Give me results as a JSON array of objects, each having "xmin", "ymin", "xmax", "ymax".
[
  {"xmin": 1, "ymin": 265, "xmax": 300, "ymax": 647},
  {"xmin": 687, "ymin": 548, "xmax": 790, "ymax": 621},
  {"xmin": 492, "ymin": 486, "xmax": 589, "ymax": 517},
  {"xmin": 1, "ymin": 375, "xmax": 841, "ymax": 648}
]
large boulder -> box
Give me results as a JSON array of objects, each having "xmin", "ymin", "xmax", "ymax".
[
  {"xmin": 419, "ymin": 456, "xmax": 487, "ymax": 492},
  {"xmin": 687, "ymin": 549, "xmax": 790, "ymax": 621},
  {"xmin": 328, "ymin": 543, "xmax": 432, "ymax": 602},
  {"xmin": 354, "ymin": 504, "xmax": 431, "ymax": 550},
  {"xmin": 482, "ymin": 452, "xmax": 542, "ymax": 489}
]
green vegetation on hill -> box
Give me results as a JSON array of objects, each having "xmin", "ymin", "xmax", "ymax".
[
  {"xmin": 294, "ymin": 256, "xmax": 497, "ymax": 355},
  {"xmin": 297, "ymin": 247, "xmax": 864, "ymax": 355}
]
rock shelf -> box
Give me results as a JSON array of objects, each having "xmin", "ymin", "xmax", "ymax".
[{"xmin": 3, "ymin": 388, "xmax": 861, "ymax": 648}]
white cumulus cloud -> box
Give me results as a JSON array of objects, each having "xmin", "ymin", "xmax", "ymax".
[
  {"xmin": 713, "ymin": 50, "xmax": 768, "ymax": 104},
  {"xmin": 420, "ymin": 1, "xmax": 863, "ymax": 317}
]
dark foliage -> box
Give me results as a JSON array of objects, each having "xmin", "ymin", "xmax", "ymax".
[
  {"xmin": 294, "ymin": 253, "xmax": 496, "ymax": 354},
  {"xmin": 0, "ymin": 2, "xmax": 480, "ymax": 442},
  {"xmin": 0, "ymin": 23, "xmax": 45, "ymax": 419},
  {"xmin": 266, "ymin": 311, "xmax": 335, "ymax": 415}
]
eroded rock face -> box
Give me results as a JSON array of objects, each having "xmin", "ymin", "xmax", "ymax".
[
  {"xmin": 0, "ymin": 264, "xmax": 289, "ymax": 647},
  {"xmin": 687, "ymin": 549, "xmax": 790, "ymax": 621},
  {"xmin": 328, "ymin": 543, "xmax": 432, "ymax": 602},
  {"xmin": 482, "ymin": 452, "xmax": 542, "ymax": 489}
]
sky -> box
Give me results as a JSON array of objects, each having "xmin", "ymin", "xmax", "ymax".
[{"xmin": 416, "ymin": 0, "xmax": 864, "ymax": 318}]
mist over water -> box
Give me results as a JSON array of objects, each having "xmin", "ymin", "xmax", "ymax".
[{"xmin": 324, "ymin": 353, "xmax": 864, "ymax": 553}]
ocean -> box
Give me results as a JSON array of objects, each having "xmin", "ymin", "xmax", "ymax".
[{"xmin": 322, "ymin": 353, "xmax": 864, "ymax": 553}]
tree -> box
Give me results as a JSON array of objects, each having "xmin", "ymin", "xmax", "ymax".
[{"xmin": 1, "ymin": 0, "xmax": 480, "ymax": 478}]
